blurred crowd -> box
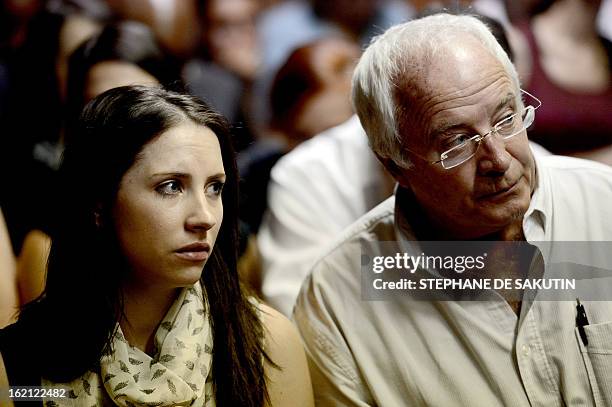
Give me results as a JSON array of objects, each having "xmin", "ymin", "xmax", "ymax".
[{"xmin": 1, "ymin": 0, "xmax": 611, "ymax": 324}]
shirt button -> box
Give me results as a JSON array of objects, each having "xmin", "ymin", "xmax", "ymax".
[{"xmin": 521, "ymin": 344, "xmax": 530, "ymax": 357}]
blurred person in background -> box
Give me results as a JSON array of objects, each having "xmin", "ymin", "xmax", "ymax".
[
  {"xmin": 0, "ymin": 0, "xmax": 67, "ymax": 256},
  {"xmin": 65, "ymin": 20, "xmax": 182, "ymax": 141},
  {"xmin": 235, "ymin": 37, "xmax": 360, "ymax": 297},
  {"xmin": 184, "ymin": 0, "xmax": 261, "ymax": 152},
  {"xmin": 48, "ymin": 0, "xmax": 200, "ymax": 58},
  {"xmin": 257, "ymin": 113, "xmax": 396, "ymax": 316},
  {"xmin": 239, "ymin": 37, "xmax": 360, "ymax": 235},
  {"xmin": 513, "ymin": 0, "xmax": 612, "ymax": 164},
  {"xmin": 0, "ymin": 0, "xmax": 102, "ymax": 321},
  {"xmin": 258, "ymin": 0, "xmax": 410, "ymax": 72},
  {"xmin": 253, "ymin": 0, "xmax": 411, "ymax": 130}
]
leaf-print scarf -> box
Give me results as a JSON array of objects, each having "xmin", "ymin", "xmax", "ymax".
[{"xmin": 42, "ymin": 282, "xmax": 215, "ymax": 407}]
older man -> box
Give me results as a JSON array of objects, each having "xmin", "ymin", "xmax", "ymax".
[{"xmin": 294, "ymin": 14, "xmax": 612, "ymax": 406}]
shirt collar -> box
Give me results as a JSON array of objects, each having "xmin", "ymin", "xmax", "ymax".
[{"xmin": 522, "ymin": 155, "xmax": 551, "ymax": 241}]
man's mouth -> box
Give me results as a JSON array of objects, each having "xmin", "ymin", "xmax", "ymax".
[{"xmin": 477, "ymin": 179, "xmax": 519, "ymax": 200}]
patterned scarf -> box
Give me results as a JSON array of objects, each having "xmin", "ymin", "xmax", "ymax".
[{"xmin": 42, "ymin": 283, "xmax": 215, "ymax": 407}]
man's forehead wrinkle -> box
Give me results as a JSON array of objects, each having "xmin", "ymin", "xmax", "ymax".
[{"xmin": 420, "ymin": 73, "xmax": 511, "ymax": 118}]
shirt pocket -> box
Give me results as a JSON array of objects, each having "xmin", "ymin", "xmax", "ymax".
[{"xmin": 576, "ymin": 321, "xmax": 612, "ymax": 407}]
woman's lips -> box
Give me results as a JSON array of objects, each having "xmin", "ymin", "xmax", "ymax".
[
  {"xmin": 175, "ymin": 251, "xmax": 209, "ymax": 261},
  {"xmin": 175, "ymin": 243, "xmax": 210, "ymax": 262}
]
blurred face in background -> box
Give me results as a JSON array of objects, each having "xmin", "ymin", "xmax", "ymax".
[
  {"xmin": 106, "ymin": 0, "xmax": 200, "ymax": 57},
  {"xmin": 272, "ymin": 37, "xmax": 360, "ymax": 144},
  {"xmin": 203, "ymin": 0, "xmax": 260, "ymax": 79},
  {"xmin": 292, "ymin": 87, "xmax": 355, "ymax": 139},
  {"xmin": 84, "ymin": 61, "xmax": 159, "ymax": 103},
  {"xmin": 293, "ymin": 39, "xmax": 359, "ymax": 138}
]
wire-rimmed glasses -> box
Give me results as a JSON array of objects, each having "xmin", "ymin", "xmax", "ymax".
[{"xmin": 407, "ymin": 89, "xmax": 542, "ymax": 170}]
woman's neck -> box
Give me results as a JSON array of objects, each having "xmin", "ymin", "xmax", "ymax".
[
  {"xmin": 535, "ymin": 0, "xmax": 600, "ymax": 41},
  {"xmin": 120, "ymin": 284, "xmax": 181, "ymax": 355},
  {"xmin": 531, "ymin": 0, "xmax": 609, "ymax": 93}
]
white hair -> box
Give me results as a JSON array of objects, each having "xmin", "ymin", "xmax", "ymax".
[{"xmin": 351, "ymin": 13, "xmax": 522, "ymax": 169}]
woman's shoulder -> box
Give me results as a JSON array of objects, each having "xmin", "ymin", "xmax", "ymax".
[
  {"xmin": 249, "ymin": 300, "xmax": 303, "ymax": 353},
  {"xmin": 257, "ymin": 303, "xmax": 299, "ymax": 345},
  {"xmin": 255, "ymin": 302, "xmax": 314, "ymax": 407}
]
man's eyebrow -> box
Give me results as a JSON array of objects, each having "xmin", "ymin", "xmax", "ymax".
[
  {"xmin": 495, "ymin": 93, "xmax": 516, "ymax": 112},
  {"xmin": 430, "ymin": 123, "xmax": 468, "ymax": 140},
  {"xmin": 428, "ymin": 121, "xmax": 467, "ymax": 142}
]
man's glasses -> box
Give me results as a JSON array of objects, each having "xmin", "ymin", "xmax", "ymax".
[{"xmin": 407, "ymin": 89, "xmax": 542, "ymax": 170}]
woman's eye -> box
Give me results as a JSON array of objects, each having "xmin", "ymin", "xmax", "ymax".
[
  {"xmin": 156, "ymin": 180, "xmax": 182, "ymax": 196},
  {"xmin": 206, "ymin": 181, "xmax": 225, "ymax": 197}
]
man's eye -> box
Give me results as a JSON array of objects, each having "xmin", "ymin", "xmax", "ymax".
[
  {"xmin": 156, "ymin": 180, "xmax": 182, "ymax": 196},
  {"xmin": 445, "ymin": 134, "xmax": 471, "ymax": 149},
  {"xmin": 496, "ymin": 112, "xmax": 517, "ymax": 129}
]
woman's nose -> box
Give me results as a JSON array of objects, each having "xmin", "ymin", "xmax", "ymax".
[{"xmin": 185, "ymin": 193, "xmax": 216, "ymax": 232}]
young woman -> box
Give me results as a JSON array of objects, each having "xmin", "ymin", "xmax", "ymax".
[{"xmin": 0, "ymin": 85, "xmax": 313, "ymax": 407}]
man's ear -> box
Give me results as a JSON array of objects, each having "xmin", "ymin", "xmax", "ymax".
[{"xmin": 376, "ymin": 154, "xmax": 412, "ymax": 189}]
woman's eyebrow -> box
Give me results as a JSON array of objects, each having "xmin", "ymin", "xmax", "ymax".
[
  {"xmin": 149, "ymin": 172, "xmax": 226, "ymax": 182},
  {"xmin": 150, "ymin": 172, "xmax": 190, "ymax": 179},
  {"xmin": 207, "ymin": 173, "xmax": 226, "ymax": 182}
]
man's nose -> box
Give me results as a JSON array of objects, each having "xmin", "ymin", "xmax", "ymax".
[
  {"xmin": 476, "ymin": 132, "xmax": 512, "ymax": 175},
  {"xmin": 185, "ymin": 193, "xmax": 216, "ymax": 232}
]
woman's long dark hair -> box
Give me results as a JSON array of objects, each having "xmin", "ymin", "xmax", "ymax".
[{"xmin": 19, "ymin": 85, "xmax": 271, "ymax": 406}]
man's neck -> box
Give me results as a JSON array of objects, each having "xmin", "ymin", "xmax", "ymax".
[{"xmin": 484, "ymin": 222, "xmax": 526, "ymax": 242}]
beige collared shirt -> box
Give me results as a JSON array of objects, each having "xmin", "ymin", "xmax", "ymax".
[{"xmin": 294, "ymin": 155, "xmax": 612, "ymax": 406}]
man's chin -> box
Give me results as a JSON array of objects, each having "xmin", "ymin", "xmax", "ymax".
[{"xmin": 477, "ymin": 203, "xmax": 528, "ymax": 230}]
